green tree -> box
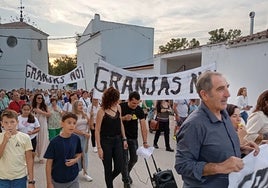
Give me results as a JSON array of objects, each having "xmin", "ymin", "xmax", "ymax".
[
  {"xmin": 158, "ymin": 38, "xmax": 200, "ymax": 53},
  {"xmin": 49, "ymin": 55, "xmax": 77, "ymax": 76},
  {"xmin": 208, "ymin": 28, "xmax": 241, "ymax": 43}
]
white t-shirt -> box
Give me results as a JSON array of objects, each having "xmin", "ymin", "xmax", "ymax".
[
  {"xmin": 62, "ymin": 102, "xmax": 73, "ymax": 112},
  {"xmin": 174, "ymin": 99, "xmax": 189, "ymax": 118},
  {"xmin": 18, "ymin": 115, "xmax": 40, "ymax": 139}
]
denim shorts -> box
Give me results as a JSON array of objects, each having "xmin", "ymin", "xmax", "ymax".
[{"xmin": 0, "ymin": 176, "xmax": 27, "ymax": 188}]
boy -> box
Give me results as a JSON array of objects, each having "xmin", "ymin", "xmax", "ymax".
[
  {"xmin": 0, "ymin": 109, "xmax": 35, "ymax": 188},
  {"xmin": 44, "ymin": 112, "xmax": 82, "ymax": 188}
]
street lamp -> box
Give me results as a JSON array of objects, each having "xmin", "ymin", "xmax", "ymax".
[{"xmin": 0, "ymin": 48, "xmax": 3, "ymax": 58}]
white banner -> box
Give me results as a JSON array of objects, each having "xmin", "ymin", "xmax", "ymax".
[
  {"xmin": 25, "ymin": 60, "xmax": 85, "ymax": 85},
  {"xmin": 229, "ymin": 144, "xmax": 268, "ymax": 188},
  {"xmin": 93, "ymin": 60, "xmax": 216, "ymax": 100}
]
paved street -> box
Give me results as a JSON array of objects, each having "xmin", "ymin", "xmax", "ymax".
[{"xmin": 34, "ymin": 116, "xmax": 183, "ymax": 187}]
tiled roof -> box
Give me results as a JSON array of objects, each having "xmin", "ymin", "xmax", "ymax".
[
  {"xmin": 228, "ymin": 29, "xmax": 268, "ymax": 45},
  {"xmin": 0, "ymin": 21, "xmax": 49, "ymax": 36}
]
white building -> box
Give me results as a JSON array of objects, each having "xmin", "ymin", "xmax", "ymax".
[
  {"xmin": 153, "ymin": 29, "xmax": 268, "ymax": 108},
  {"xmin": 76, "ymin": 14, "xmax": 154, "ymax": 90},
  {"xmin": 0, "ymin": 21, "xmax": 49, "ymax": 90}
]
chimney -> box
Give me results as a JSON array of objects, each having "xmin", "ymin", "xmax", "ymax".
[
  {"xmin": 94, "ymin": 14, "xmax": 100, "ymax": 21},
  {"xmin": 249, "ymin": 11, "xmax": 255, "ymax": 35}
]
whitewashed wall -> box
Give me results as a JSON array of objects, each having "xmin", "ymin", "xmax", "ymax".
[
  {"xmin": 0, "ymin": 27, "xmax": 48, "ymax": 90},
  {"xmin": 202, "ymin": 41, "xmax": 268, "ymax": 111}
]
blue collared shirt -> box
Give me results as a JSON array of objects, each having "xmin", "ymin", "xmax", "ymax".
[{"xmin": 175, "ymin": 102, "xmax": 241, "ymax": 188}]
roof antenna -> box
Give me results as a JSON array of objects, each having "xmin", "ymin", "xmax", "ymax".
[{"xmin": 18, "ymin": 0, "xmax": 24, "ymax": 22}]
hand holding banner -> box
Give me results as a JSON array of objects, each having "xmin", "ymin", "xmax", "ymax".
[{"xmin": 228, "ymin": 144, "xmax": 268, "ymax": 188}]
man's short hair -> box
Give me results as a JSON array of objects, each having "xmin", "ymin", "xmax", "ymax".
[
  {"xmin": 1, "ymin": 109, "xmax": 18, "ymax": 120},
  {"xmin": 196, "ymin": 71, "xmax": 222, "ymax": 98},
  {"xmin": 62, "ymin": 112, "xmax": 78, "ymax": 122},
  {"xmin": 128, "ymin": 91, "xmax": 140, "ymax": 101}
]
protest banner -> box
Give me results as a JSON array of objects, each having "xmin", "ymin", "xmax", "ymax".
[
  {"xmin": 93, "ymin": 60, "xmax": 216, "ymax": 100},
  {"xmin": 229, "ymin": 144, "xmax": 268, "ymax": 188},
  {"xmin": 25, "ymin": 60, "xmax": 85, "ymax": 85}
]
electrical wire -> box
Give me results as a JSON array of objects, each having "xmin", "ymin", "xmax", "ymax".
[
  {"xmin": 0, "ymin": 68, "xmax": 24, "ymax": 72},
  {"xmin": 0, "ymin": 25, "xmax": 151, "ymax": 41}
]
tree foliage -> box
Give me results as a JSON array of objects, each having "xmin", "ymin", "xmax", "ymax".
[
  {"xmin": 208, "ymin": 28, "xmax": 241, "ymax": 43},
  {"xmin": 158, "ymin": 38, "xmax": 200, "ymax": 53},
  {"xmin": 49, "ymin": 56, "xmax": 77, "ymax": 76}
]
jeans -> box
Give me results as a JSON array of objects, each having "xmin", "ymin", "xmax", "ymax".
[
  {"xmin": 240, "ymin": 111, "xmax": 248, "ymax": 124},
  {"xmin": 101, "ymin": 135, "xmax": 123, "ymax": 188},
  {"xmin": 154, "ymin": 121, "xmax": 171, "ymax": 149},
  {"xmin": 122, "ymin": 139, "xmax": 138, "ymax": 183},
  {"xmin": 76, "ymin": 134, "xmax": 89, "ymax": 174},
  {"xmin": 0, "ymin": 176, "xmax": 27, "ymax": 188}
]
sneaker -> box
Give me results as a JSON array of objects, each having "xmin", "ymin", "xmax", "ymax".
[
  {"xmin": 93, "ymin": 147, "xmax": 98, "ymax": 153},
  {"xmin": 83, "ymin": 174, "xmax": 93, "ymax": 182},
  {"xmin": 166, "ymin": 148, "xmax": 174, "ymax": 152},
  {"xmin": 172, "ymin": 135, "xmax": 176, "ymax": 141},
  {"xmin": 153, "ymin": 144, "xmax": 159, "ymax": 149}
]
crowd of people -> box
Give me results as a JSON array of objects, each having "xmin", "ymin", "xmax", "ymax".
[{"xmin": 0, "ymin": 71, "xmax": 268, "ymax": 187}]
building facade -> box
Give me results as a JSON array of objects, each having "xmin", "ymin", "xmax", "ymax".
[
  {"xmin": 76, "ymin": 14, "xmax": 154, "ymax": 90},
  {"xmin": 0, "ymin": 21, "xmax": 49, "ymax": 90},
  {"xmin": 153, "ymin": 29, "xmax": 268, "ymax": 108}
]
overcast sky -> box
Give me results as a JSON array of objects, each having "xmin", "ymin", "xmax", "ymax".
[{"xmin": 1, "ymin": 0, "xmax": 268, "ymax": 57}]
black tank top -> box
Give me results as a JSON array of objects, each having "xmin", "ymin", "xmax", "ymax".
[{"xmin": 100, "ymin": 111, "xmax": 121, "ymax": 137}]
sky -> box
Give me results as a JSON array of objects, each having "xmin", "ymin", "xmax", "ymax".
[{"xmin": 1, "ymin": 0, "xmax": 268, "ymax": 59}]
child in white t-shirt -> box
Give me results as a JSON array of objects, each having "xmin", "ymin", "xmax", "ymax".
[{"xmin": 18, "ymin": 104, "xmax": 40, "ymax": 159}]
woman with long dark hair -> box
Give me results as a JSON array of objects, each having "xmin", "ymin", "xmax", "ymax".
[{"xmin": 32, "ymin": 93, "xmax": 51, "ymax": 163}]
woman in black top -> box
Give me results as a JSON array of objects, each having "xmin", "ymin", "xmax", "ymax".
[{"xmin": 95, "ymin": 87, "xmax": 128, "ymax": 188}]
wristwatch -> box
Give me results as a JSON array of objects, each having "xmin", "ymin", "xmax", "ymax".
[{"xmin": 28, "ymin": 180, "xmax": 35, "ymax": 184}]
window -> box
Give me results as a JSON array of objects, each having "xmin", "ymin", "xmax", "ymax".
[{"xmin": 7, "ymin": 36, "xmax": 18, "ymax": 47}]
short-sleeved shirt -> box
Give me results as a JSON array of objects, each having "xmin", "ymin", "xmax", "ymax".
[
  {"xmin": 175, "ymin": 102, "xmax": 241, "ymax": 188},
  {"xmin": 174, "ymin": 99, "xmax": 189, "ymax": 118},
  {"xmin": 44, "ymin": 134, "xmax": 82, "ymax": 183},
  {"xmin": 120, "ymin": 102, "xmax": 145, "ymax": 139},
  {"xmin": 0, "ymin": 131, "xmax": 33, "ymax": 180},
  {"xmin": 18, "ymin": 116, "xmax": 40, "ymax": 139},
  {"xmin": 8, "ymin": 100, "xmax": 26, "ymax": 113}
]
